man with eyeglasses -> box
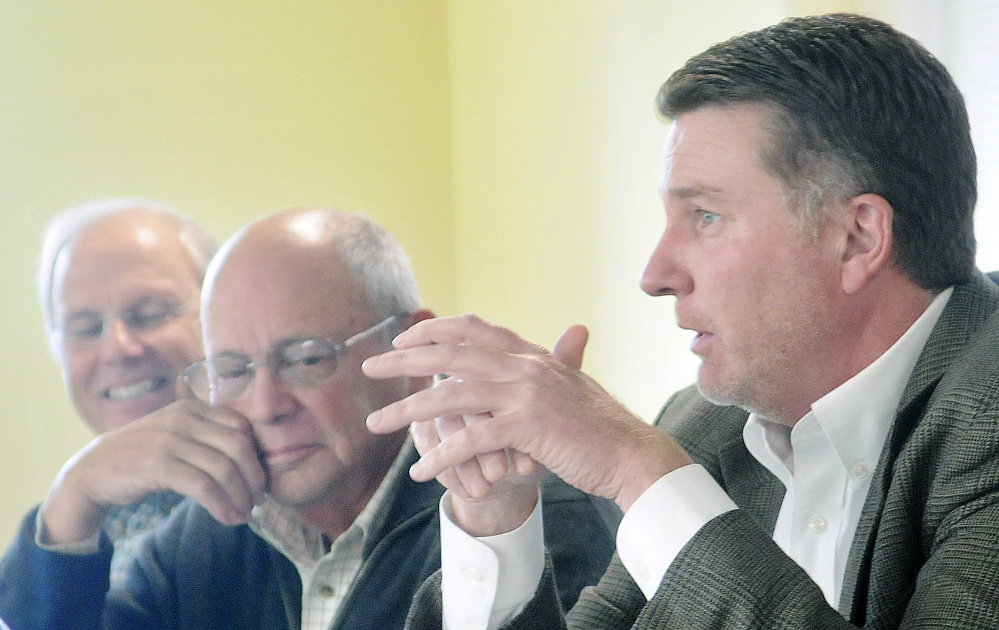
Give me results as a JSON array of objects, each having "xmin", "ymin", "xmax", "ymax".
[
  {"xmin": 0, "ymin": 198, "xmax": 216, "ymax": 602},
  {"xmin": 2, "ymin": 207, "xmax": 616, "ymax": 630}
]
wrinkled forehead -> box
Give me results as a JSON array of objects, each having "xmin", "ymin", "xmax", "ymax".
[
  {"xmin": 52, "ymin": 217, "xmax": 201, "ymax": 316},
  {"xmin": 202, "ymin": 241, "xmax": 375, "ymax": 354}
]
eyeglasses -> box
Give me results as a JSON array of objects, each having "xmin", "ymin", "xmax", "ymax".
[
  {"xmin": 56, "ymin": 297, "xmax": 191, "ymax": 344},
  {"xmin": 182, "ymin": 312, "xmax": 409, "ymax": 404}
]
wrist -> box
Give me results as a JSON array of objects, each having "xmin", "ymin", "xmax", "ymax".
[
  {"xmin": 40, "ymin": 479, "xmax": 107, "ymax": 545},
  {"xmin": 614, "ymin": 431, "xmax": 694, "ymax": 513},
  {"xmin": 447, "ymin": 484, "xmax": 540, "ymax": 537}
]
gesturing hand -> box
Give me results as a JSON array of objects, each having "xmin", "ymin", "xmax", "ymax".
[{"xmin": 363, "ymin": 314, "xmax": 691, "ymax": 521}]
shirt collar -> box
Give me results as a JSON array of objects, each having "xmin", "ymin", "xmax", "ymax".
[{"xmin": 745, "ymin": 287, "xmax": 952, "ymax": 480}]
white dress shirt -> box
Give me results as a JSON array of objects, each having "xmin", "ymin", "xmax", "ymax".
[{"xmin": 440, "ymin": 288, "xmax": 952, "ymax": 630}]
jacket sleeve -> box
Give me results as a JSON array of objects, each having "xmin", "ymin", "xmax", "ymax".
[
  {"xmin": 0, "ymin": 505, "xmax": 111, "ymax": 630},
  {"xmin": 541, "ymin": 475, "xmax": 620, "ymax": 611}
]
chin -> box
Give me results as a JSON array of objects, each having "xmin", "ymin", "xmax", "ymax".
[
  {"xmin": 268, "ymin": 474, "xmax": 331, "ymax": 510},
  {"xmin": 696, "ymin": 368, "xmax": 750, "ymax": 411}
]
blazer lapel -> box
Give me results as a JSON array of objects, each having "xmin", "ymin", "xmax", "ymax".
[
  {"xmin": 718, "ymin": 437, "xmax": 784, "ymax": 532},
  {"xmin": 838, "ymin": 274, "xmax": 999, "ymax": 621}
]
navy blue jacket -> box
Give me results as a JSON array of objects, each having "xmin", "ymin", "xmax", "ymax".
[{"xmin": 0, "ymin": 445, "xmax": 618, "ymax": 629}]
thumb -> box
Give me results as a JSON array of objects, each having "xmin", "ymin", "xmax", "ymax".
[{"xmin": 552, "ymin": 324, "xmax": 589, "ymax": 370}]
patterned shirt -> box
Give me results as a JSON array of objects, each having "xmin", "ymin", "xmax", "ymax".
[
  {"xmin": 103, "ymin": 490, "xmax": 184, "ymax": 587},
  {"xmin": 249, "ymin": 439, "xmax": 410, "ymax": 630}
]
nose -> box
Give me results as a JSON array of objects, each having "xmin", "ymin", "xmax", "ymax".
[
  {"xmin": 230, "ymin": 365, "xmax": 297, "ymax": 426},
  {"xmin": 98, "ymin": 318, "xmax": 145, "ymax": 360},
  {"xmin": 639, "ymin": 223, "xmax": 693, "ymax": 297}
]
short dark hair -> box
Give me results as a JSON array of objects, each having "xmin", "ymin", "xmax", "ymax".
[{"xmin": 657, "ymin": 13, "xmax": 977, "ymax": 291}]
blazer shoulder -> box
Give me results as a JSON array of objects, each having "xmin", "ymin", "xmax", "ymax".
[{"xmin": 654, "ymin": 385, "xmax": 748, "ymax": 452}]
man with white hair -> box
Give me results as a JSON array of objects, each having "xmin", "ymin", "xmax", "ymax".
[
  {"xmin": 0, "ymin": 207, "xmax": 615, "ymax": 630},
  {"xmin": 0, "ymin": 198, "xmax": 216, "ymax": 588}
]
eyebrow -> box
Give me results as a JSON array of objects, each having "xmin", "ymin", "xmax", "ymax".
[
  {"xmin": 660, "ymin": 184, "xmax": 724, "ymax": 201},
  {"xmin": 63, "ymin": 310, "xmax": 102, "ymax": 323}
]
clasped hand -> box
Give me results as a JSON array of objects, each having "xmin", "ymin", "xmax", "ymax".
[{"xmin": 362, "ymin": 314, "xmax": 689, "ymax": 534}]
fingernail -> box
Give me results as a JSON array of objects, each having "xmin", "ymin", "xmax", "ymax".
[{"xmin": 409, "ymin": 462, "xmax": 427, "ymax": 482}]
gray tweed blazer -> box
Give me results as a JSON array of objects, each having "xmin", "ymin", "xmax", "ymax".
[{"xmin": 406, "ymin": 272, "xmax": 999, "ymax": 629}]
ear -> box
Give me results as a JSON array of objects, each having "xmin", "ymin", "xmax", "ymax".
[
  {"xmin": 840, "ymin": 193, "xmax": 893, "ymax": 295},
  {"xmin": 408, "ymin": 306, "xmax": 435, "ymax": 325}
]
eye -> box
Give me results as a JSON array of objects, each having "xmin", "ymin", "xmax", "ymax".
[
  {"xmin": 276, "ymin": 338, "xmax": 339, "ymax": 386},
  {"xmin": 122, "ymin": 298, "xmax": 182, "ymax": 330},
  {"xmin": 280, "ymin": 339, "xmax": 336, "ymax": 368},
  {"xmin": 208, "ymin": 355, "xmax": 253, "ymax": 380},
  {"xmin": 63, "ymin": 315, "xmax": 104, "ymax": 340},
  {"xmin": 696, "ymin": 209, "xmax": 720, "ymax": 227}
]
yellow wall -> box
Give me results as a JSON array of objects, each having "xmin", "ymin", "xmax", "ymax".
[
  {"xmin": 0, "ymin": 0, "xmax": 897, "ymax": 547},
  {"xmin": 0, "ymin": 0, "xmax": 455, "ymax": 546}
]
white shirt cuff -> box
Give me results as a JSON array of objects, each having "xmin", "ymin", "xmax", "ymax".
[
  {"xmin": 616, "ymin": 464, "xmax": 737, "ymax": 600},
  {"xmin": 440, "ymin": 490, "xmax": 544, "ymax": 630}
]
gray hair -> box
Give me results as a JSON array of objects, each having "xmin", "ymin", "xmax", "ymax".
[
  {"xmin": 37, "ymin": 197, "xmax": 218, "ymax": 335},
  {"xmin": 305, "ymin": 209, "xmax": 420, "ymax": 318}
]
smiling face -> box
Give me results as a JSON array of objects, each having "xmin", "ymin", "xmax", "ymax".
[
  {"xmin": 640, "ymin": 104, "xmax": 850, "ymax": 424},
  {"xmin": 202, "ymin": 228, "xmax": 410, "ymax": 517},
  {"xmin": 50, "ymin": 212, "xmax": 205, "ymax": 434}
]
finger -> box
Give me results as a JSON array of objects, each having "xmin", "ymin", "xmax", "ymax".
[
  {"xmin": 476, "ymin": 449, "xmax": 510, "ymax": 484},
  {"xmin": 409, "ymin": 417, "xmax": 443, "ymax": 457},
  {"xmin": 366, "ymin": 376, "xmax": 510, "ymax": 434},
  {"xmin": 158, "ymin": 455, "xmax": 254, "ymax": 525},
  {"xmin": 411, "ymin": 414, "xmax": 492, "ymax": 498},
  {"xmin": 163, "ymin": 429, "xmax": 264, "ymax": 518},
  {"xmin": 509, "ymin": 449, "xmax": 539, "ymax": 477},
  {"xmin": 390, "ymin": 313, "xmax": 545, "ymax": 354},
  {"xmin": 436, "ymin": 413, "xmax": 496, "ymax": 496},
  {"xmin": 172, "ymin": 403, "xmax": 269, "ymax": 502},
  {"xmin": 442, "ymin": 410, "xmax": 510, "ymax": 484},
  {"xmin": 552, "ymin": 324, "xmax": 589, "ymax": 371},
  {"xmin": 363, "ymin": 341, "xmax": 538, "ymax": 385},
  {"xmin": 409, "ymin": 411, "xmax": 521, "ymax": 482}
]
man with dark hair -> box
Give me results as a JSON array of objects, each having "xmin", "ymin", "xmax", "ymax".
[
  {"xmin": 363, "ymin": 14, "xmax": 999, "ymax": 629},
  {"xmin": 0, "ymin": 207, "xmax": 615, "ymax": 630}
]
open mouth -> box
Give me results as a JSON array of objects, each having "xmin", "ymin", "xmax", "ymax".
[
  {"xmin": 102, "ymin": 376, "xmax": 169, "ymax": 401},
  {"xmin": 689, "ymin": 331, "xmax": 711, "ymax": 354}
]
